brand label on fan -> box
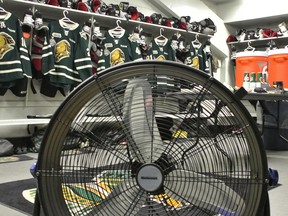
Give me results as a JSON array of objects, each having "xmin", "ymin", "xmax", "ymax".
[{"xmin": 141, "ymin": 176, "xmax": 158, "ymax": 180}]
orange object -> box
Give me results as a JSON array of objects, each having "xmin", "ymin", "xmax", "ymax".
[
  {"xmin": 235, "ymin": 51, "xmax": 268, "ymax": 87},
  {"xmin": 22, "ymin": 32, "xmax": 31, "ymax": 39},
  {"xmin": 268, "ymin": 49, "xmax": 288, "ymax": 88}
]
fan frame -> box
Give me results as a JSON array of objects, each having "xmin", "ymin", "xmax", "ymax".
[{"xmin": 36, "ymin": 60, "xmax": 269, "ymax": 216}]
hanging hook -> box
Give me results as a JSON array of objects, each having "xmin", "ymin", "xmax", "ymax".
[
  {"xmin": 192, "ymin": 34, "xmax": 200, "ymax": 45},
  {"xmin": 194, "ymin": 34, "xmax": 200, "ymax": 42},
  {"xmin": 245, "ymin": 41, "xmax": 255, "ymax": 51},
  {"xmin": 63, "ymin": 10, "xmax": 68, "ymax": 18},
  {"xmin": 116, "ymin": 20, "xmax": 121, "ymax": 28},
  {"xmin": 160, "ymin": 28, "xmax": 164, "ymax": 36}
]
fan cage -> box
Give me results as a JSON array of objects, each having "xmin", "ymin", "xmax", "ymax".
[{"xmin": 37, "ymin": 61, "xmax": 268, "ymax": 216}]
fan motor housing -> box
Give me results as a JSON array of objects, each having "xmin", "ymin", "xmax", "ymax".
[{"xmin": 136, "ymin": 163, "xmax": 164, "ymax": 194}]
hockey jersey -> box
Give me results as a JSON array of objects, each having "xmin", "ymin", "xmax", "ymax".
[
  {"xmin": 184, "ymin": 42, "xmax": 210, "ymax": 73},
  {"xmin": 97, "ymin": 29, "xmax": 142, "ymax": 72},
  {"xmin": 0, "ymin": 12, "xmax": 32, "ymax": 89},
  {"xmin": 147, "ymin": 37, "xmax": 176, "ymax": 61},
  {"xmin": 147, "ymin": 37, "xmax": 178, "ymax": 93},
  {"xmin": 41, "ymin": 20, "xmax": 92, "ymax": 90}
]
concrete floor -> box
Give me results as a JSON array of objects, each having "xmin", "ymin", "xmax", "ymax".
[{"xmin": 0, "ymin": 151, "xmax": 287, "ymax": 216}]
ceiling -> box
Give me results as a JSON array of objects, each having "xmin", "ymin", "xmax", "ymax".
[{"xmin": 200, "ymin": 0, "xmax": 232, "ymax": 20}]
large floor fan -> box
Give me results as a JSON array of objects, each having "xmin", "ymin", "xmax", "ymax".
[{"xmin": 35, "ymin": 61, "xmax": 269, "ymax": 216}]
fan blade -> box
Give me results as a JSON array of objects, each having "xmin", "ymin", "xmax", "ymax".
[
  {"xmin": 88, "ymin": 179, "xmax": 146, "ymax": 216},
  {"xmin": 165, "ymin": 170, "xmax": 245, "ymax": 215},
  {"xmin": 123, "ymin": 78, "xmax": 164, "ymax": 163}
]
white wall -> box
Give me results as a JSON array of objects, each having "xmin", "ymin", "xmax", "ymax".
[
  {"xmin": 0, "ymin": 81, "xmax": 65, "ymax": 138},
  {"xmin": 217, "ymin": 0, "xmax": 288, "ymax": 23}
]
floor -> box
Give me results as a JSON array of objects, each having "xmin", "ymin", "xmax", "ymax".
[{"xmin": 0, "ymin": 150, "xmax": 287, "ymax": 216}]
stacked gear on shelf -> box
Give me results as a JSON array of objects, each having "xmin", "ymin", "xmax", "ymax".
[{"xmin": 43, "ymin": 0, "xmax": 217, "ymax": 36}]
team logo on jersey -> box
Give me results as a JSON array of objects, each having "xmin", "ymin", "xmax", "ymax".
[
  {"xmin": 0, "ymin": 32, "xmax": 15, "ymax": 60},
  {"xmin": 55, "ymin": 40, "xmax": 71, "ymax": 62},
  {"xmin": 156, "ymin": 55, "xmax": 166, "ymax": 61},
  {"xmin": 192, "ymin": 56, "xmax": 199, "ymax": 69},
  {"xmin": 110, "ymin": 48, "xmax": 125, "ymax": 66}
]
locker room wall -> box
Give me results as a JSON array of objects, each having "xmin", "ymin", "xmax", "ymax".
[
  {"xmin": 215, "ymin": 0, "xmax": 288, "ymax": 24},
  {"xmin": 0, "ymin": 0, "xmax": 226, "ymax": 138}
]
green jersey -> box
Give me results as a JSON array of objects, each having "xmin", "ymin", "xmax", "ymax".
[
  {"xmin": 97, "ymin": 29, "xmax": 142, "ymax": 72},
  {"xmin": 184, "ymin": 42, "xmax": 210, "ymax": 73},
  {"xmin": 0, "ymin": 12, "xmax": 32, "ymax": 88},
  {"xmin": 42, "ymin": 20, "xmax": 92, "ymax": 89},
  {"xmin": 147, "ymin": 37, "xmax": 176, "ymax": 61}
]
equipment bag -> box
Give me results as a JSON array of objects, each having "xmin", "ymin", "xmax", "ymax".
[{"xmin": 0, "ymin": 138, "xmax": 14, "ymax": 156}]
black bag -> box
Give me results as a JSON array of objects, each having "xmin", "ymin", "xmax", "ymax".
[
  {"xmin": 30, "ymin": 127, "xmax": 46, "ymax": 153},
  {"xmin": 0, "ymin": 138, "xmax": 14, "ymax": 157}
]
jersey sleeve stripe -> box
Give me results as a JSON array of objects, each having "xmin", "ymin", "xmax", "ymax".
[
  {"xmin": 42, "ymin": 52, "xmax": 54, "ymax": 58},
  {"xmin": 0, "ymin": 68, "xmax": 23, "ymax": 74},
  {"xmin": 0, "ymin": 60, "xmax": 21, "ymax": 65},
  {"xmin": 19, "ymin": 47, "xmax": 29, "ymax": 54},
  {"xmin": 76, "ymin": 65, "xmax": 92, "ymax": 70},
  {"xmin": 74, "ymin": 57, "xmax": 91, "ymax": 63},
  {"xmin": 54, "ymin": 65, "xmax": 79, "ymax": 74},
  {"xmin": 47, "ymin": 71, "xmax": 82, "ymax": 83},
  {"xmin": 20, "ymin": 55, "xmax": 31, "ymax": 61}
]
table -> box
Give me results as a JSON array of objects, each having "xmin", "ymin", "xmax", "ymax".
[
  {"xmin": 242, "ymin": 92, "xmax": 288, "ymax": 150},
  {"xmin": 242, "ymin": 92, "xmax": 288, "ymax": 101}
]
